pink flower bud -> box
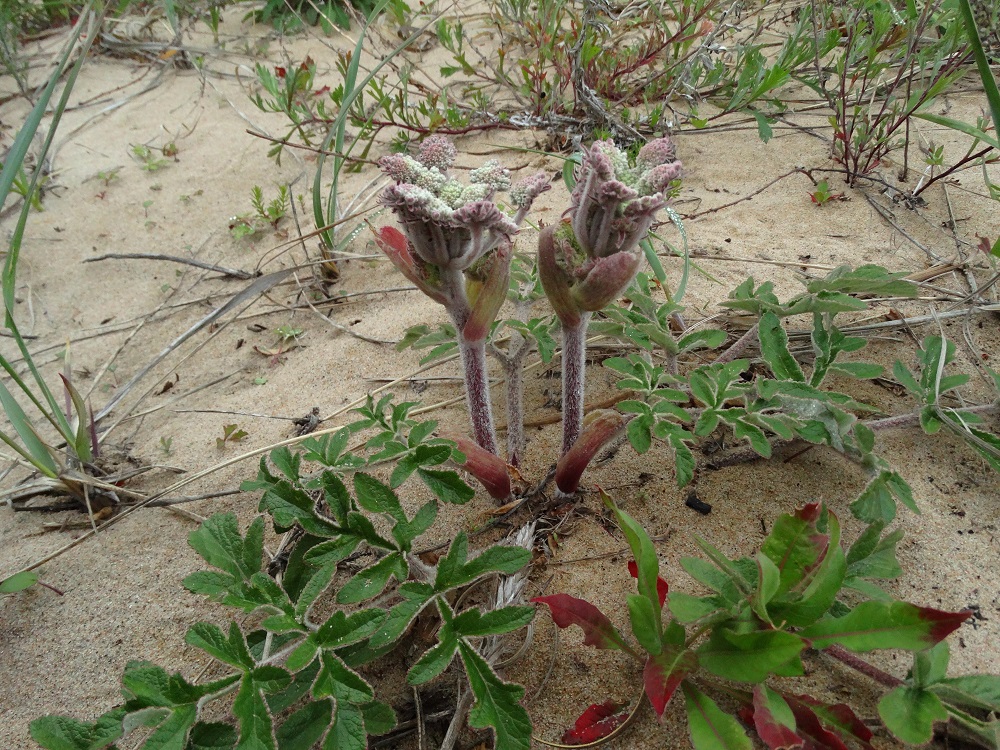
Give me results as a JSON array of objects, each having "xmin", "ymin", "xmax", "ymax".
[
  {"xmin": 449, "ymin": 434, "xmax": 512, "ymax": 501},
  {"xmin": 571, "ymin": 251, "xmax": 642, "ymax": 312},
  {"xmin": 636, "ymin": 137, "xmax": 677, "ymax": 169},
  {"xmin": 555, "ymin": 410, "xmax": 625, "ymax": 493},
  {"xmin": 373, "ymin": 225, "xmax": 448, "ymax": 305},
  {"xmin": 464, "ymin": 242, "xmax": 512, "ymax": 342},
  {"xmin": 538, "ymin": 224, "xmax": 583, "ymax": 328}
]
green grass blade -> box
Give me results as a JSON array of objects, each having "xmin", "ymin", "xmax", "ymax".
[
  {"xmin": 957, "ymin": 0, "xmax": 1000, "ymax": 133},
  {"xmin": 2, "ymin": 4, "xmax": 102, "ymax": 446},
  {"xmin": 313, "ymin": 3, "xmax": 438, "ymax": 249},
  {"xmin": 914, "ymin": 111, "xmax": 1000, "ymax": 150},
  {"xmin": 0, "ymin": 380, "xmax": 60, "ymax": 477}
]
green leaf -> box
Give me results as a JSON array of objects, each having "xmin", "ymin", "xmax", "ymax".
[
  {"xmin": 758, "ymin": 312, "xmax": 804, "ymax": 382},
  {"xmin": 0, "ymin": 570, "xmax": 38, "ymax": 593},
  {"xmin": 417, "ymin": 467, "xmax": 475, "ymax": 504},
  {"xmin": 800, "ymin": 601, "xmax": 969, "ymax": 652},
  {"xmin": 913, "ymin": 641, "xmax": 950, "ymax": 688},
  {"xmin": 369, "ymin": 582, "xmax": 435, "ymax": 649},
  {"xmin": 186, "ymin": 622, "xmax": 254, "ymax": 670},
  {"xmin": 879, "ymin": 687, "xmax": 947, "ymax": 745},
  {"xmin": 602, "ymin": 490, "xmax": 662, "ymax": 620},
  {"xmin": 188, "ymin": 515, "xmax": 263, "ymax": 583},
  {"xmin": 627, "ymin": 594, "xmax": 662, "ymax": 655},
  {"xmin": 360, "ymin": 700, "xmax": 396, "ymax": 736},
  {"xmin": 188, "ymin": 722, "xmax": 238, "ymax": 750},
  {"xmin": 683, "ymin": 682, "xmax": 752, "ymax": 750},
  {"xmin": 434, "ymin": 534, "xmax": 531, "ymax": 592},
  {"xmin": 274, "ymin": 700, "xmax": 331, "ymax": 750},
  {"xmin": 232, "ymin": 674, "xmax": 276, "ymax": 750},
  {"xmin": 352, "ymin": 473, "xmax": 405, "ymax": 522},
  {"xmin": 314, "ymin": 652, "xmax": 374, "ymax": 704},
  {"xmin": 323, "ymin": 701, "xmax": 365, "ymax": 750},
  {"xmin": 931, "ymin": 675, "xmax": 1000, "ymax": 712},
  {"xmin": 30, "ymin": 711, "xmax": 126, "ymax": 750},
  {"xmin": 697, "ymin": 628, "xmax": 804, "ymax": 682},
  {"xmin": 459, "ymin": 641, "xmax": 531, "ymax": 750},
  {"xmin": 336, "ymin": 552, "xmax": 406, "ymax": 604},
  {"xmin": 452, "ymin": 606, "xmax": 535, "ymax": 638},
  {"xmin": 408, "ymin": 627, "xmax": 459, "ymax": 684}
]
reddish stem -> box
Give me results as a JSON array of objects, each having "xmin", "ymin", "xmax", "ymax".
[
  {"xmin": 823, "ymin": 645, "xmax": 903, "ymax": 689},
  {"xmin": 561, "ymin": 313, "xmax": 591, "ymax": 455}
]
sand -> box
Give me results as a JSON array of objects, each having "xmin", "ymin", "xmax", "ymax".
[{"xmin": 1, "ymin": 6, "xmax": 999, "ymax": 749}]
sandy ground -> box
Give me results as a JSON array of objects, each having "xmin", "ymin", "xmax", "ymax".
[{"xmin": 1, "ymin": 6, "xmax": 999, "ymax": 749}]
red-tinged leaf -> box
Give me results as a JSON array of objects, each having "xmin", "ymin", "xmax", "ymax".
[
  {"xmin": 533, "ymin": 594, "xmax": 634, "ymax": 654},
  {"xmin": 683, "ymin": 682, "xmax": 752, "ymax": 750},
  {"xmin": 643, "ymin": 647, "xmax": 694, "ymax": 719},
  {"xmin": 751, "ymin": 685, "xmax": 804, "ymax": 749},
  {"xmin": 761, "ymin": 505, "xmax": 830, "ymax": 596},
  {"xmin": 806, "ymin": 699, "xmax": 874, "ymax": 748},
  {"xmin": 560, "ymin": 700, "xmax": 629, "ymax": 744},
  {"xmin": 800, "ymin": 601, "xmax": 970, "ymax": 652},
  {"xmin": 628, "ymin": 560, "xmax": 669, "ymax": 606},
  {"xmin": 555, "ymin": 410, "xmax": 625, "ymax": 493},
  {"xmin": 781, "ymin": 694, "xmax": 875, "ymax": 750},
  {"xmin": 782, "ymin": 695, "xmax": 849, "ymax": 750}
]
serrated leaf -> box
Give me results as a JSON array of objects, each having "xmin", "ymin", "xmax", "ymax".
[
  {"xmin": 232, "ymin": 674, "xmax": 276, "ymax": 750},
  {"xmin": 360, "ymin": 700, "xmax": 396, "ymax": 736},
  {"xmin": 188, "ymin": 515, "xmax": 263, "ymax": 582},
  {"xmin": 452, "ymin": 606, "xmax": 535, "ymax": 638},
  {"xmin": 683, "ymin": 682, "xmax": 752, "ymax": 750},
  {"xmin": 188, "ymin": 722, "xmax": 238, "ymax": 750},
  {"xmin": 369, "ymin": 582, "xmax": 435, "ymax": 649},
  {"xmin": 274, "ymin": 700, "xmax": 331, "ymax": 750},
  {"xmin": 352, "ymin": 473, "xmax": 405, "ymax": 522},
  {"xmin": 417, "ymin": 467, "xmax": 475, "ymax": 504},
  {"xmin": 186, "ymin": 622, "xmax": 254, "ymax": 670},
  {"xmin": 30, "ymin": 712, "xmax": 126, "ymax": 750},
  {"xmin": 407, "ymin": 629, "xmax": 459, "ymax": 684},
  {"xmin": 323, "ymin": 701, "xmax": 364, "ymax": 750},
  {"xmin": 460, "ymin": 641, "xmax": 531, "ymax": 750},
  {"xmin": 314, "ymin": 652, "xmax": 374, "ymax": 704},
  {"xmin": 759, "ymin": 312, "xmax": 804, "ymax": 382},
  {"xmin": 336, "ymin": 552, "xmax": 406, "ymax": 604},
  {"xmin": 316, "ymin": 609, "xmax": 387, "ymax": 649},
  {"xmin": 434, "ymin": 534, "xmax": 531, "ymax": 592},
  {"xmin": 800, "ymin": 601, "xmax": 969, "ymax": 652},
  {"xmin": 879, "ymin": 687, "xmax": 947, "ymax": 745}
]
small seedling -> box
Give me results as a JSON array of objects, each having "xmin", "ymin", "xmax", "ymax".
[
  {"xmin": 97, "ymin": 167, "xmax": 121, "ymax": 186},
  {"xmin": 130, "ymin": 144, "xmax": 169, "ymax": 172},
  {"xmin": 250, "ymin": 184, "xmax": 290, "ymax": 228},
  {"xmin": 159, "ymin": 436, "xmax": 173, "ymax": 456},
  {"xmin": 809, "ymin": 179, "xmax": 845, "ymax": 205},
  {"xmin": 216, "ymin": 424, "xmax": 248, "ymax": 449}
]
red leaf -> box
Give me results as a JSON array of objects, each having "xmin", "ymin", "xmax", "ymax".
[
  {"xmin": 627, "ymin": 560, "xmax": 669, "ymax": 606},
  {"xmin": 560, "ymin": 700, "xmax": 629, "ymax": 744},
  {"xmin": 788, "ymin": 694, "xmax": 873, "ymax": 749},
  {"xmin": 643, "ymin": 649, "xmax": 690, "ymax": 719},
  {"xmin": 794, "ymin": 503, "xmax": 822, "ymax": 523},
  {"xmin": 274, "ymin": 66, "xmax": 286, "ymax": 78},
  {"xmin": 532, "ymin": 594, "xmax": 631, "ymax": 652},
  {"xmin": 920, "ymin": 606, "xmax": 972, "ymax": 645},
  {"xmin": 751, "ymin": 685, "xmax": 805, "ymax": 750}
]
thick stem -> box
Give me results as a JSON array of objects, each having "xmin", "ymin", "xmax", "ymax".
[
  {"xmin": 457, "ymin": 332, "xmax": 500, "ymax": 456},
  {"xmin": 505, "ymin": 347, "xmax": 526, "ymax": 467},
  {"xmin": 561, "ymin": 313, "xmax": 592, "ymax": 455},
  {"xmin": 865, "ymin": 404, "xmax": 999, "ymax": 432},
  {"xmin": 713, "ymin": 321, "xmax": 759, "ymax": 365},
  {"xmin": 823, "ymin": 645, "xmax": 903, "ymax": 689}
]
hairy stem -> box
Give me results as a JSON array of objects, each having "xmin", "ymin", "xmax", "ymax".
[
  {"xmin": 713, "ymin": 321, "xmax": 759, "ymax": 365},
  {"xmin": 865, "ymin": 403, "xmax": 999, "ymax": 431},
  {"xmin": 823, "ymin": 645, "xmax": 903, "ymax": 689},
  {"xmin": 505, "ymin": 346, "xmax": 526, "ymax": 467},
  {"xmin": 457, "ymin": 332, "xmax": 500, "ymax": 455},
  {"xmin": 561, "ymin": 313, "xmax": 592, "ymax": 455}
]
